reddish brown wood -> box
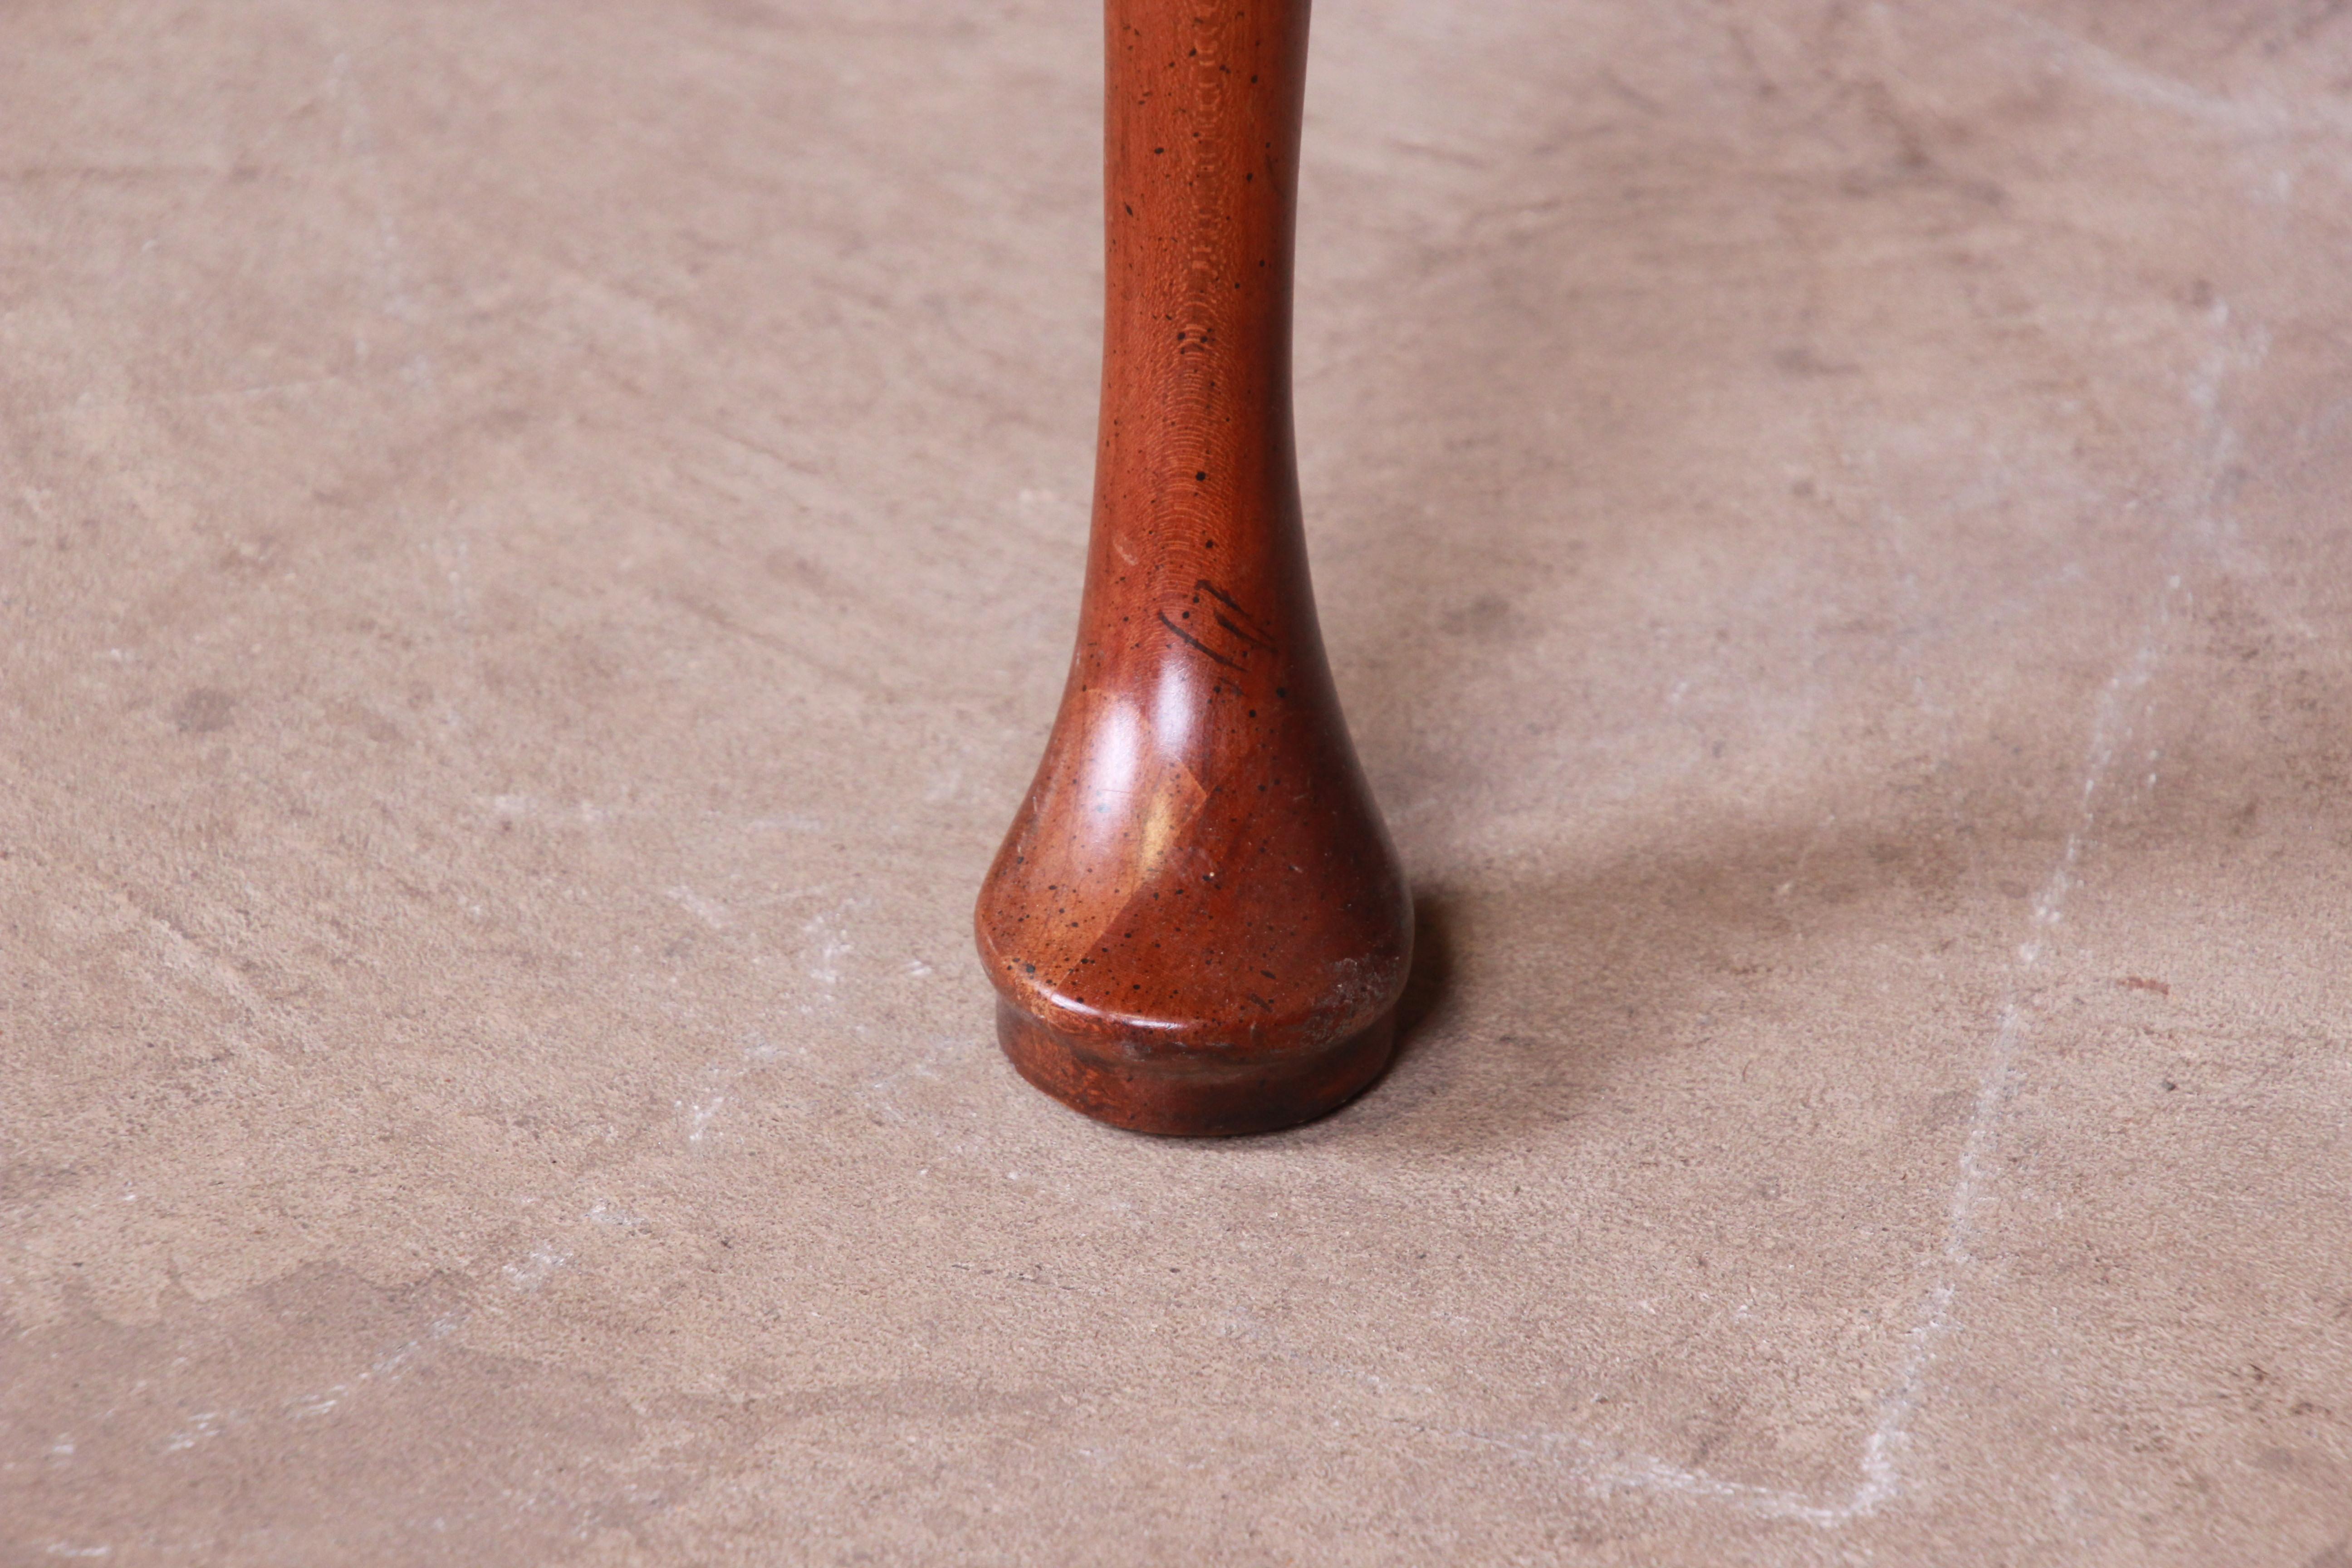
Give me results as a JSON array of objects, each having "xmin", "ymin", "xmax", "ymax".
[{"xmin": 974, "ymin": 0, "xmax": 1410, "ymax": 1136}]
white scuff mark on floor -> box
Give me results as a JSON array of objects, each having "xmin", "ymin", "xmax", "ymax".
[
  {"xmin": 283, "ymin": 1311, "xmax": 467, "ymax": 1427},
  {"xmin": 323, "ymin": 48, "xmax": 434, "ymax": 386},
  {"xmin": 1838, "ymin": 588, "xmax": 2175, "ymax": 1522},
  {"xmin": 286, "ymin": 1387, "xmax": 344, "ymax": 1418},
  {"xmin": 159, "ymin": 1411, "xmax": 228, "ymax": 1455},
  {"xmin": 684, "ymin": 1091, "xmax": 726, "ymax": 1145},
  {"xmin": 678, "ymin": 1034, "xmax": 800, "ymax": 1147},
  {"xmin": 856, "ymin": 1035, "xmax": 991, "ymax": 1142},
  {"xmin": 666, "ymin": 886, "xmax": 731, "ymax": 930},
  {"xmin": 372, "ymin": 1313, "xmax": 465, "ymax": 1382},
  {"xmin": 802, "ymin": 902, "xmax": 856, "ymax": 985},
  {"xmin": 502, "ymin": 1244, "xmax": 568, "ymax": 1291},
  {"xmin": 860, "ymin": 1037, "xmax": 957, "ymax": 1100}
]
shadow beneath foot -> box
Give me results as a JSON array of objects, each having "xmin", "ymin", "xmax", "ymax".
[{"xmin": 1393, "ymin": 887, "xmax": 1459, "ymax": 1063}]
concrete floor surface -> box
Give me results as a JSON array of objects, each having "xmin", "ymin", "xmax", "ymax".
[{"xmin": 4, "ymin": 0, "xmax": 2350, "ymax": 1562}]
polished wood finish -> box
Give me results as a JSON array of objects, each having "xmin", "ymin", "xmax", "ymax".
[{"xmin": 975, "ymin": 0, "xmax": 1410, "ymax": 1136}]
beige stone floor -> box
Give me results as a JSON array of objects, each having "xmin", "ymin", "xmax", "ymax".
[{"xmin": 5, "ymin": 1, "xmax": 2351, "ymax": 1562}]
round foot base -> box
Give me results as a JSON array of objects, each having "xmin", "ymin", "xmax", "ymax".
[{"xmin": 995, "ymin": 1000, "xmax": 1396, "ymax": 1137}]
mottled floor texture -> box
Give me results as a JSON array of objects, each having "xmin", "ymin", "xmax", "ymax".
[{"xmin": 5, "ymin": 0, "xmax": 2351, "ymax": 1563}]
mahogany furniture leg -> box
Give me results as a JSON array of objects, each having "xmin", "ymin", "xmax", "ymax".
[{"xmin": 974, "ymin": 0, "xmax": 1411, "ymax": 1136}]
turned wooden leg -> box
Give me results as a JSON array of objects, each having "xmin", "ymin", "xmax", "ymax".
[{"xmin": 975, "ymin": 0, "xmax": 1409, "ymax": 1136}]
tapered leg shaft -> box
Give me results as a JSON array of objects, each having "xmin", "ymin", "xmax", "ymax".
[{"xmin": 974, "ymin": 0, "xmax": 1410, "ymax": 1136}]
